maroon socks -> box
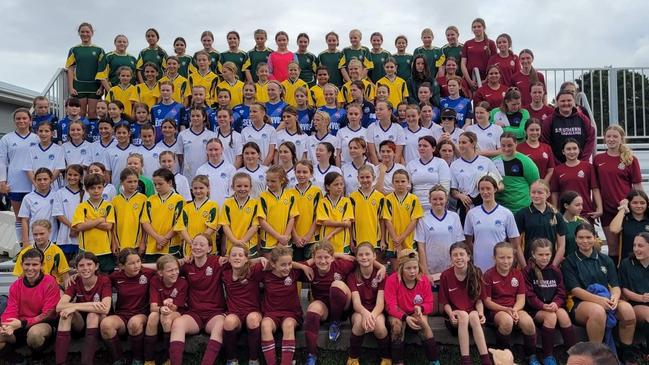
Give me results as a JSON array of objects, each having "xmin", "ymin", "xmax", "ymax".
[{"xmin": 304, "ymin": 311, "xmax": 321, "ymax": 355}]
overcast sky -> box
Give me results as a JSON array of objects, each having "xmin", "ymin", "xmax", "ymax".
[{"xmin": 2, "ymin": 0, "xmax": 649, "ymax": 93}]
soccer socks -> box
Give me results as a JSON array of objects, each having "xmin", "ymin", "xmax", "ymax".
[
  {"xmin": 523, "ymin": 333, "xmax": 538, "ymax": 358},
  {"xmin": 55, "ymin": 330, "xmax": 71, "ymax": 365},
  {"xmin": 559, "ymin": 325, "xmax": 577, "ymax": 348},
  {"xmin": 160, "ymin": 332, "xmax": 171, "ymax": 361},
  {"xmin": 422, "ymin": 337, "xmax": 440, "ymax": 362},
  {"xmin": 348, "ymin": 333, "xmax": 364, "ymax": 359},
  {"xmin": 169, "ymin": 341, "xmax": 185, "ymax": 365},
  {"xmin": 261, "ymin": 339, "xmax": 276, "ymax": 365},
  {"xmin": 81, "ymin": 328, "xmax": 100, "ymax": 365},
  {"xmin": 248, "ymin": 327, "xmax": 261, "ymax": 361},
  {"xmin": 376, "ymin": 335, "xmax": 391, "ymax": 360},
  {"xmin": 222, "ymin": 329, "xmax": 238, "ymax": 361},
  {"xmin": 391, "ymin": 340, "xmax": 405, "ymax": 364},
  {"xmin": 329, "ymin": 286, "xmax": 347, "ymax": 322},
  {"xmin": 106, "ymin": 335, "xmax": 124, "ymax": 362},
  {"xmin": 304, "ymin": 311, "xmax": 321, "ymax": 356},
  {"xmin": 280, "ymin": 339, "xmax": 296, "ymax": 365},
  {"xmin": 200, "ymin": 339, "xmax": 222, "ymax": 365},
  {"xmin": 130, "ymin": 333, "xmax": 145, "ymax": 361},
  {"xmin": 495, "ymin": 331, "xmax": 512, "ymax": 350},
  {"xmin": 460, "ymin": 355, "xmax": 473, "ymax": 365},
  {"xmin": 479, "ymin": 354, "xmax": 494, "ymax": 365},
  {"xmin": 540, "ymin": 326, "xmax": 555, "ymax": 358},
  {"xmin": 144, "ymin": 335, "xmax": 157, "ymax": 363}
]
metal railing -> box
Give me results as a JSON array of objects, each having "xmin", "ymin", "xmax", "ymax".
[{"xmin": 41, "ymin": 68, "xmax": 68, "ymax": 119}]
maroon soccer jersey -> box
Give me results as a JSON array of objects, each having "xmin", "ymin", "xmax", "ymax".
[
  {"xmin": 436, "ymin": 76, "xmax": 472, "ymax": 98},
  {"xmin": 527, "ymin": 104, "xmax": 554, "ymax": 125},
  {"xmin": 594, "ymin": 152, "xmax": 642, "ymax": 218},
  {"xmin": 346, "ymin": 268, "xmax": 385, "ymax": 311},
  {"xmin": 309, "ymin": 259, "xmax": 356, "ymax": 304},
  {"xmin": 473, "ymin": 84, "xmax": 508, "ymax": 110},
  {"xmin": 261, "ymin": 269, "xmax": 305, "ymax": 317},
  {"xmin": 149, "ymin": 275, "xmax": 188, "ymax": 311},
  {"xmin": 181, "ymin": 255, "xmax": 226, "ymax": 313},
  {"xmin": 487, "ymin": 53, "xmax": 520, "ymax": 86},
  {"xmin": 461, "ymin": 39, "xmax": 497, "ymax": 79},
  {"xmin": 110, "ymin": 268, "xmax": 156, "ymax": 317},
  {"xmin": 222, "ymin": 262, "xmax": 264, "ymax": 316},
  {"xmin": 482, "ymin": 267, "xmax": 525, "ymax": 308},
  {"xmin": 65, "ymin": 274, "xmax": 112, "ymax": 303},
  {"xmin": 517, "ymin": 141, "xmax": 556, "ymax": 178},
  {"xmin": 438, "ymin": 267, "xmax": 479, "ymax": 312},
  {"xmin": 551, "ymin": 161, "xmax": 598, "ymax": 216},
  {"xmin": 510, "ymin": 71, "xmax": 546, "ymax": 107}
]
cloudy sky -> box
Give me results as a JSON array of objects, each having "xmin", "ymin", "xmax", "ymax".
[{"xmin": 2, "ymin": 0, "xmax": 648, "ymax": 93}]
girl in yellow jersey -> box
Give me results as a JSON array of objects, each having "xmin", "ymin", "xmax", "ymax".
[
  {"xmin": 257, "ymin": 166, "xmax": 299, "ymax": 257},
  {"xmin": 111, "ymin": 167, "xmax": 147, "ymax": 252},
  {"xmin": 382, "ymin": 169, "xmax": 424, "ymax": 267},
  {"xmin": 281, "ymin": 61, "xmax": 310, "ymax": 107},
  {"xmin": 188, "ymin": 51, "xmax": 219, "ymax": 107},
  {"xmin": 316, "ymin": 171, "xmax": 354, "ymax": 254},
  {"xmin": 106, "ymin": 66, "xmax": 137, "ymax": 118},
  {"xmin": 349, "ymin": 165, "xmax": 385, "ymax": 250},
  {"xmin": 255, "ymin": 63, "xmax": 270, "ymax": 103},
  {"xmin": 290, "ymin": 160, "xmax": 322, "ymax": 260},
  {"xmin": 216, "ymin": 62, "xmax": 244, "ymax": 108},
  {"xmin": 132, "ymin": 62, "xmax": 161, "ymax": 110},
  {"xmin": 180, "ymin": 175, "xmax": 219, "ymax": 257},
  {"xmin": 140, "ymin": 168, "xmax": 185, "ymax": 263},
  {"xmin": 218, "ymin": 172, "xmax": 261, "ymax": 257}
]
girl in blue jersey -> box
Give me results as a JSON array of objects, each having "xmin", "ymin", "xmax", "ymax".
[
  {"xmin": 265, "ymin": 81, "xmax": 287, "ymax": 128},
  {"xmin": 151, "ymin": 81, "xmax": 184, "ymax": 137},
  {"xmin": 317, "ymin": 84, "xmax": 347, "ymax": 136}
]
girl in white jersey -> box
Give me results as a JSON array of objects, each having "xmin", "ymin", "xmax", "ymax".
[
  {"xmin": 196, "ymin": 138, "xmax": 237, "ymax": 205},
  {"xmin": 18, "ymin": 167, "xmax": 57, "ymax": 244},
  {"xmin": 178, "ymin": 106, "xmax": 217, "ymax": 180},
  {"xmin": 336, "ymin": 103, "xmax": 367, "ymax": 165},
  {"xmin": 307, "ymin": 110, "xmax": 336, "ymax": 162},
  {"xmin": 106, "ymin": 122, "xmax": 135, "ymax": 187},
  {"xmin": 91, "ymin": 119, "xmax": 116, "ymax": 167},
  {"xmin": 367, "ymin": 100, "xmax": 405, "ymax": 165},
  {"xmin": 63, "ymin": 120, "xmax": 93, "ymax": 167},
  {"xmin": 313, "ymin": 142, "xmax": 342, "ymax": 190},
  {"xmin": 52, "ymin": 164, "xmax": 85, "ymax": 258},
  {"xmin": 136, "ymin": 123, "xmax": 163, "ymax": 179},
  {"xmin": 407, "ymin": 135, "xmax": 451, "ymax": 211},
  {"xmin": 159, "ymin": 151, "xmax": 191, "ymax": 201},
  {"xmin": 88, "ymin": 162, "xmax": 117, "ymax": 201},
  {"xmin": 277, "ymin": 141, "xmax": 298, "ymax": 187},
  {"xmin": 403, "ymin": 104, "xmax": 433, "ymax": 162},
  {"xmin": 341, "ymin": 137, "xmax": 375, "ymax": 194},
  {"xmin": 215, "ymin": 109, "xmax": 243, "ymax": 168},
  {"xmin": 242, "ymin": 103, "xmax": 277, "ymax": 166},
  {"xmin": 236, "ymin": 141, "xmax": 268, "ymax": 199},
  {"xmin": 375, "ymin": 140, "xmax": 406, "ymax": 195},
  {"xmin": 464, "ymin": 175, "xmax": 520, "ymax": 271},
  {"xmin": 26, "ymin": 121, "xmax": 65, "ymax": 189},
  {"xmin": 276, "ymin": 106, "xmax": 308, "ymax": 162},
  {"xmin": 156, "ymin": 119, "xmax": 182, "ymax": 173},
  {"xmin": 464, "ymin": 101, "xmax": 503, "ymax": 157}
]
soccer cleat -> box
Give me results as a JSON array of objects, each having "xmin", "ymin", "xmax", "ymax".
[
  {"xmin": 328, "ymin": 321, "xmax": 341, "ymax": 342},
  {"xmin": 528, "ymin": 355, "xmax": 542, "ymax": 365},
  {"xmin": 379, "ymin": 358, "xmax": 392, "ymax": 365},
  {"xmin": 305, "ymin": 353, "xmax": 317, "ymax": 365},
  {"xmin": 346, "ymin": 357, "xmax": 360, "ymax": 365}
]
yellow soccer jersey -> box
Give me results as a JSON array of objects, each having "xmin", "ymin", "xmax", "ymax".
[
  {"xmin": 106, "ymin": 84, "xmax": 137, "ymax": 117},
  {"xmin": 349, "ymin": 189, "xmax": 384, "ymax": 248},
  {"xmin": 141, "ymin": 192, "xmax": 185, "ymax": 255},
  {"xmin": 111, "ymin": 192, "xmax": 147, "ymax": 249},
  {"xmin": 376, "ymin": 76, "xmax": 409, "ymax": 108},
  {"xmin": 255, "ymin": 81, "xmax": 269, "ymax": 103},
  {"xmin": 309, "ymin": 84, "xmax": 344, "ymax": 107},
  {"xmin": 132, "ymin": 82, "xmax": 161, "ymax": 110},
  {"xmin": 341, "ymin": 79, "xmax": 376, "ymax": 103},
  {"xmin": 182, "ymin": 199, "xmax": 219, "ymax": 257},
  {"xmin": 316, "ymin": 195, "xmax": 354, "ymax": 254},
  {"xmin": 281, "ymin": 78, "xmax": 310, "ymax": 107},
  {"xmin": 159, "ymin": 74, "xmax": 191, "ymax": 104},
  {"xmin": 72, "ymin": 199, "xmax": 115, "ymax": 256},
  {"xmin": 289, "ymin": 183, "xmax": 322, "ymax": 240},
  {"xmin": 218, "ymin": 196, "xmax": 260, "ymax": 255},
  {"xmin": 382, "ymin": 192, "xmax": 424, "ymax": 252},
  {"xmin": 13, "ymin": 242, "xmax": 70, "ymax": 285},
  {"xmin": 338, "ymin": 47, "xmax": 374, "ymax": 70},
  {"xmin": 216, "ymin": 80, "xmax": 244, "ymax": 109},
  {"xmin": 258, "ymin": 189, "xmax": 299, "ymax": 250},
  {"xmin": 188, "ymin": 71, "xmax": 219, "ymax": 106}
]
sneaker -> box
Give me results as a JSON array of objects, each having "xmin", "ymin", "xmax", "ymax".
[
  {"xmin": 379, "ymin": 359, "xmax": 392, "ymax": 365},
  {"xmin": 528, "ymin": 355, "xmax": 542, "ymax": 365},
  {"xmin": 543, "ymin": 355, "xmax": 558, "ymax": 365},
  {"xmin": 346, "ymin": 357, "xmax": 360, "ymax": 365},
  {"xmin": 328, "ymin": 321, "xmax": 341, "ymax": 342},
  {"xmin": 306, "ymin": 353, "xmax": 317, "ymax": 365}
]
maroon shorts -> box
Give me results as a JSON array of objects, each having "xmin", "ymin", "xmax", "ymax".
[
  {"xmin": 186, "ymin": 310, "xmax": 224, "ymax": 331},
  {"xmin": 264, "ymin": 311, "xmax": 303, "ymax": 329},
  {"xmin": 115, "ymin": 312, "xmax": 146, "ymax": 327}
]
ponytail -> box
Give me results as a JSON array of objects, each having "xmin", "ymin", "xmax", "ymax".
[
  {"xmin": 606, "ymin": 125, "xmax": 634, "ymax": 166},
  {"xmin": 520, "ymin": 49, "xmax": 538, "ymax": 85},
  {"xmin": 449, "ymin": 242, "xmax": 482, "ymax": 301},
  {"xmin": 528, "ymin": 238, "xmax": 553, "ymax": 283}
]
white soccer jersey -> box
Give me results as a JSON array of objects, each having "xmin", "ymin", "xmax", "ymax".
[
  {"xmin": 236, "ymin": 165, "xmax": 268, "ymax": 199},
  {"xmin": 0, "ymin": 131, "xmax": 39, "ymax": 193},
  {"xmin": 106, "ymin": 144, "xmax": 135, "ymax": 187},
  {"xmin": 313, "ymin": 164, "xmax": 342, "ymax": 191},
  {"xmin": 196, "ymin": 160, "xmax": 237, "ymax": 205},
  {"xmin": 341, "ymin": 161, "xmax": 375, "ymax": 194},
  {"xmin": 414, "ymin": 209, "xmax": 465, "ymax": 275},
  {"xmin": 25, "ymin": 143, "xmax": 66, "ymax": 189},
  {"xmin": 378, "ymin": 163, "xmax": 406, "ymax": 194},
  {"xmin": 336, "ymin": 126, "xmax": 367, "ymax": 165},
  {"xmin": 174, "ymin": 173, "xmax": 192, "ymax": 201},
  {"xmin": 137, "ymin": 144, "xmax": 163, "ymax": 179},
  {"xmin": 178, "ymin": 128, "xmax": 217, "ymax": 180},
  {"xmin": 52, "ymin": 186, "xmax": 83, "ymax": 247},
  {"xmin": 464, "ymin": 123, "xmax": 503, "ymax": 152},
  {"xmin": 276, "ymin": 130, "xmax": 308, "ymax": 161},
  {"xmin": 63, "ymin": 140, "xmax": 93, "ymax": 166},
  {"xmin": 155, "ymin": 139, "xmax": 182, "ymax": 174},
  {"xmin": 102, "ymin": 183, "xmax": 117, "ymax": 201},
  {"xmin": 450, "ymin": 156, "xmax": 502, "ymax": 198},
  {"xmin": 464, "ymin": 204, "xmax": 520, "ymax": 271},
  {"xmin": 216, "ymin": 129, "xmax": 244, "ymax": 166},
  {"xmin": 18, "ymin": 189, "xmax": 57, "ymax": 243},
  {"xmin": 241, "ymin": 124, "xmax": 277, "ymax": 162},
  {"xmin": 90, "ymin": 139, "xmax": 115, "ymax": 167},
  {"xmin": 431, "ymin": 127, "xmax": 463, "ymax": 146},
  {"xmin": 367, "ymin": 122, "xmax": 406, "ymax": 156},
  {"xmin": 306, "ymin": 133, "xmax": 337, "ymax": 163},
  {"xmin": 286, "ymin": 167, "xmax": 297, "ymax": 188},
  {"xmin": 407, "ymin": 157, "xmax": 451, "ymax": 210},
  {"xmin": 403, "ymin": 126, "xmax": 433, "ymax": 163}
]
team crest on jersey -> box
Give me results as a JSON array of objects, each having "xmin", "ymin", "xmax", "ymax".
[
  {"xmin": 577, "ymin": 170, "xmax": 585, "ymax": 178},
  {"xmin": 46, "ymin": 255, "xmax": 52, "ymax": 261},
  {"xmin": 48, "ymin": 154, "xmax": 55, "ymax": 160},
  {"xmin": 170, "ymin": 288, "xmax": 178, "ymax": 298},
  {"xmin": 92, "ymin": 51, "xmax": 97, "ymax": 56},
  {"xmin": 97, "ymin": 208, "xmax": 105, "ymax": 215},
  {"xmin": 284, "ymin": 276, "xmax": 293, "ymax": 286},
  {"xmin": 245, "ymin": 207, "xmax": 252, "ymax": 213},
  {"xmin": 306, "ymin": 194, "xmax": 313, "ymax": 200},
  {"xmin": 371, "ymin": 199, "xmax": 377, "ymax": 206},
  {"xmin": 132, "ymin": 203, "xmax": 139, "ymax": 210},
  {"xmin": 511, "ymin": 277, "xmax": 519, "ymax": 287},
  {"xmin": 167, "ymin": 204, "xmax": 174, "ymax": 210},
  {"xmin": 511, "ymin": 165, "xmax": 520, "ymax": 173},
  {"xmin": 600, "ymin": 265, "xmax": 607, "ymax": 274},
  {"xmin": 283, "ymin": 199, "xmax": 290, "ymax": 205},
  {"xmin": 618, "ymin": 163, "xmax": 626, "ymax": 170},
  {"xmin": 413, "ymin": 294, "xmax": 423, "ymax": 305},
  {"xmin": 494, "ymin": 220, "xmax": 502, "ymax": 227},
  {"xmin": 510, "ymin": 60, "xmax": 515, "ymax": 67},
  {"xmin": 262, "ymin": 133, "xmax": 268, "ymax": 138},
  {"xmin": 477, "ymin": 165, "xmax": 484, "ymax": 171},
  {"xmin": 202, "ymin": 211, "xmax": 209, "ymax": 218},
  {"xmin": 487, "ymin": 132, "xmax": 493, "ymax": 137},
  {"xmin": 295, "ymin": 140, "xmax": 301, "ymax": 146},
  {"xmin": 371, "ymin": 277, "xmax": 379, "ymax": 288},
  {"xmin": 338, "ymin": 206, "xmax": 345, "ymax": 213},
  {"xmin": 542, "ymin": 152, "xmax": 548, "ymax": 159},
  {"xmin": 206, "ymin": 266, "xmax": 213, "ymax": 276},
  {"xmin": 139, "ymin": 275, "xmax": 148, "ymax": 285},
  {"xmin": 93, "ymin": 293, "xmax": 100, "ymax": 302},
  {"xmin": 219, "ymin": 173, "xmax": 227, "ymax": 179},
  {"xmin": 333, "ymin": 272, "xmax": 342, "ymax": 281},
  {"xmin": 448, "ymin": 225, "xmax": 453, "ymax": 232}
]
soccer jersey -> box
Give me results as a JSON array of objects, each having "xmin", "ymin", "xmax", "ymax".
[
  {"xmin": 191, "ymin": 50, "xmax": 220, "ymax": 75},
  {"xmin": 65, "ymin": 274, "xmax": 112, "ymax": 304},
  {"xmin": 523, "ymin": 263, "xmax": 565, "ymax": 310},
  {"xmin": 141, "ymin": 192, "xmax": 185, "ymax": 254},
  {"xmin": 493, "ymin": 152, "xmax": 540, "ymax": 212},
  {"xmin": 111, "ymin": 192, "xmax": 147, "ymax": 249},
  {"xmin": 137, "ymin": 143, "xmax": 163, "ymax": 179},
  {"xmin": 265, "ymin": 101, "xmax": 287, "ymax": 128},
  {"xmin": 515, "ymin": 205, "xmax": 567, "ymax": 260},
  {"xmin": 66, "ymin": 44, "xmax": 105, "ymax": 92},
  {"xmin": 441, "ymin": 43, "xmax": 463, "ymax": 69},
  {"xmin": 133, "ymin": 82, "xmax": 160, "ymax": 110},
  {"xmin": 367, "ymin": 122, "xmax": 406, "ymax": 157},
  {"xmin": 619, "ymin": 257, "xmax": 649, "ymax": 301},
  {"xmin": 487, "ymin": 53, "xmax": 520, "ymax": 86},
  {"xmin": 528, "ymin": 104, "xmax": 554, "ymax": 125},
  {"xmin": 262, "ymin": 269, "xmax": 305, "ymax": 318},
  {"xmin": 290, "ymin": 183, "xmax": 322, "ymax": 241},
  {"xmin": 32, "ymin": 113, "xmax": 58, "ymax": 132},
  {"xmin": 473, "ymin": 84, "xmax": 508, "ymax": 111},
  {"xmin": 221, "ymin": 262, "xmax": 264, "ymax": 316},
  {"xmin": 57, "ymin": 116, "xmax": 95, "ymax": 144},
  {"xmin": 90, "ymin": 138, "xmax": 114, "ymax": 166},
  {"xmin": 310, "ymin": 259, "xmax": 356, "ymax": 305},
  {"xmin": 347, "ymin": 268, "xmax": 385, "ymax": 311},
  {"xmin": 258, "ymin": 189, "xmax": 299, "ymax": 249},
  {"xmin": 307, "ymin": 132, "xmax": 337, "ymax": 163},
  {"xmin": 516, "ymin": 141, "xmax": 555, "ymax": 179},
  {"xmin": 317, "ymin": 195, "xmax": 354, "ymax": 253},
  {"xmin": 341, "ymin": 161, "xmax": 375, "ymax": 194},
  {"xmin": 382, "ymin": 192, "xmax": 424, "ymax": 252},
  {"xmin": 182, "ymin": 199, "xmax": 219, "ymax": 256},
  {"xmin": 316, "ymin": 106, "xmax": 347, "ymax": 136},
  {"xmin": 483, "ymin": 267, "xmax": 525, "ymax": 308},
  {"xmin": 255, "ymin": 81, "xmax": 270, "ymax": 103},
  {"xmin": 1, "ymin": 274, "xmax": 59, "ymax": 327},
  {"xmin": 465, "ymin": 123, "xmax": 503, "ymax": 153},
  {"xmin": 232, "ymin": 104, "xmax": 252, "ymax": 132},
  {"xmin": 25, "ymin": 143, "xmax": 66, "ymax": 186},
  {"xmin": 312, "ymin": 164, "xmax": 342, "ymax": 191},
  {"xmin": 158, "ymin": 74, "xmax": 190, "ymax": 105},
  {"xmin": 309, "ymin": 84, "xmax": 327, "ymax": 108},
  {"xmin": 440, "ymin": 96, "xmax": 473, "ymax": 127},
  {"xmin": 72, "ymin": 199, "xmax": 114, "ymax": 255},
  {"xmin": 407, "ymin": 157, "xmax": 451, "ymax": 211},
  {"xmin": 188, "ymin": 71, "xmax": 219, "ymax": 106},
  {"xmin": 377, "ymin": 163, "xmax": 407, "ymax": 194},
  {"xmin": 175, "ymin": 54, "xmax": 193, "ymax": 78},
  {"xmin": 18, "ymin": 190, "xmax": 57, "ymax": 242},
  {"xmin": 13, "ymin": 242, "xmax": 70, "ymax": 285},
  {"xmin": 216, "ymin": 79, "xmax": 244, "ymax": 108},
  {"xmin": 241, "ymin": 123, "xmax": 277, "ymax": 162},
  {"xmin": 349, "ymin": 189, "xmax": 384, "ymax": 247},
  {"xmin": 245, "ymin": 47, "xmax": 273, "ymax": 82},
  {"xmin": 96, "ymin": 51, "xmax": 137, "ymax": 86},
  {"xmin": 281, "ymin": 78, "xmax": 310, "ymax": 107},
  {"xmin": 136, "ymin": 46, "xmax": 167, "ymax": 77},
  {"xmin": 267, "ymin": 51, "xmax": 297, "ymax": 82},
  {"xmin": 402, "ymin": 126, "xmax": 433, "ymax": 163},
  {"xmin": 215, "ymin": 129, "xmax": 244, "ymax": 166},
  {"xmin": 550, "ymin": 161, "xmax": 598, "ymax": 217},
  {"xmin": 317, "ymin": 50, "xmax": 344, "ymax": 87},
  {"xmin": 237, "ymin": 165, "xmax": 268, "ymax": 199},
  {"xmin": 52, "ymin": 187, "xmax": 83, "ymax": 247},
  {"xmin": 220, "ymin": 50, "xmax": 249, "ymax": 80},
  {"xmin": 106, "ymin": 143, "xmax": 133, "ymax": 186},
  {"xmin": 450, "ymin": 155, "xmax": 502, "ymax": 198},
  {"xmin": 149, "ymin": 275, "xmax": 188, "ymax": 311},
  {"xmin": 296, "ymin": 52, "xmax": 318, "ymax": 85},
  {"xmin": 340, "ymin": 79, "xmax": 376, "ymax": 103},
  {"xmin": 376, "ymin": 76, "xmax": 409, "ymax": 108},
  {"xmin": 368, "ymin": 49, "xmax": 392, "ymax": 83},
  {"xmin": 297, "ymin": 108, "xmax": 315, "ymax": 135},
  {"xmin": 218, "ymin": 196, "xmax": 260, "ymax": 254},
  {"xmin": 490, "ymin": 108, "xmax": 529, "ymax": 142},
  {"xmin": 464, "ymin": 204, "xmax": 520, "ymax": 271},
  {"xmin": 106, "ymin": 84, "xmax": 137, "ymax": 117},
  {"xmin": 178, "ymin": 128, "xmax": 217, "ymax": 179},
  {"xmin": 151, "ymin": 101, "xmax": 184, "ymax": 133},
  {"xmin": 392, "ymin": 53, "xmax": 414, "ymax": 81},
  {"xmin": 384, "ymin": 273, "xmax": 434, "ymax": 317},
  {"xmin": 110, "ymin": 268, "xmax": 156, "ymax": 317},
  {"xmin": 593, "ymin": 152, "xmax": 642, "ymax": 219},
  {"xmin": 339, "ymin": 46, "xmax": 374, "ymax": 71},
  {"xmin": 173, "ymin": 173, "xmax": 191, "ymax": 201},
  {"xmin": 438, "ymin": 267, "xmax": 480, "ymax": 312},
  {"xmin": 511, "ymin": 71, "xmax": 546, "ymax": 107},
  {"xmin": 276, "ymin": 130, "xmax": 308, "ymax": 160},
  {"xmin": 156, "ymin": 139, "xmax": 182, "ymax": 170},
  {"xmin": 461, "ymin": 39, "xmax": 497, "ymax": 80},
  {"xmin": 336, "ymin": 126, "xmax": 367, "ymax": 165},
  {"xmin": 413, "ymin": 46, "xmax": 446, "ymax": 76},
  {"xmin": 0, "ymin": 131, "xmax": 39, "ymax": 193},
  {"xmin": 415, "ymin": 210, "xmax": 464, "ymax": 275},
  {"xmin": 181, "ymin": 255, "xmax": 226, "ymax": 313},
  {"xmin": 63, "ymin": 140, "xmax": 93, "ymax": 166},
  {"xmin": 195, "ymin": 160, "xmax": 235, "ymax": 206}
]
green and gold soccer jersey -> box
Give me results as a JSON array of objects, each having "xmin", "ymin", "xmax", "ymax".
[
  {"xmin": 338, "ymin": 46, "xmax": 374, "ymax": 71},
  {"xmin": 136, "ymin": 46, "xmax": 168, "ymax": 79},
  {"xmin": 191, "ymin": 50, "xmax": 221, "ymax": 75},
  {"xmin": 65, "ymin": 44, "xmax": 105, "ymax": 95},
  {"xmin": 296, "ymin": 52, "xmax": 318, "ymax": 86},
  {"xmin": 96, "ymin": 52, "xmax": 137, "ymax": 86},
  {"xmin": 413, "ymin": 46, "xmax": 446, "ymax": 76},
  {"xmin": 220, "ymin": 50, "xmax": 249, "ymax": 80},
  {"xmin": 317, "ymin": 50, "xmax": 344, "ymax": 87},
  {"xmin": 368, "ymin": 49, "xmax": 391, "ymax": 83},
  {"xmin": 245, "ymin": 47, "xmax": 273, "ymax": 82},
  {"xmin": 392, "ymin": 53, "xmax": 414, "ymax": 81},
  {"xmin": 176, "ymin": 54, "xmax": 194, "ymax": 78}
]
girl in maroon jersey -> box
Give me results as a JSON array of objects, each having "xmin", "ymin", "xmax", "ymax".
[
  {"xmin": 221, "ymin": 243, "xmax": 265, "ymax": 365},
  {"xmin": 526, "ymin": 82, "xmax": 553, "ymax": 120},
  {"xmin": 461, "ymin": 18, "xmax": 497, "ymax": 89},
  {"xmin": 437, "ymin": 57, "xmax": 471, "ymax": 98},
  {"xmin": 168, "ymin": 234, "xmax": 227, "ymax": 365},
  {"xmin": 260, "ymin": 246, "xmax": 312, "ymax": 365},
  {"xmin": 345, "ymin": 242, "xmax": 390, "ymax": 365},
  {"xmin": 144, "ymin": 254, "xmax": 187, "ymax": 365},
  {"xmin": 523, "ymin": 239, "xmax": 576, "ymax": 365},
  {"xmin": 439, "ymin": 243, "xmax": 492, "ymax": 365},
  {"xmin": 483, "ymin": 242, "xmax": 540, "ymax": 365},
  {"xmin": 487, "ymin": 34, "xmax": 520, "ymax": 86},
  {"xmin": 511, "ymin": 50, "xmax": 546, "ymax": 107},
  {"xmin": 517, "ymin": 119, "xmax": 555, "ymax": 183},
  {"xmin": 101, "ymin": 248, "xmax": 156, "ymax": 365},
  {"xmin": 55, "ymin": 252, "xmax": 112, "ymax": 365},
  {"xmin": 473, "ymin": 65, "xmax": 508, "ymax": 111}
]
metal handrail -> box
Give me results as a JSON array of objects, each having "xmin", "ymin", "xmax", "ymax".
[{"xmin": 41, "ymin": 68, "xmax": 68, "ymax": 118}]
